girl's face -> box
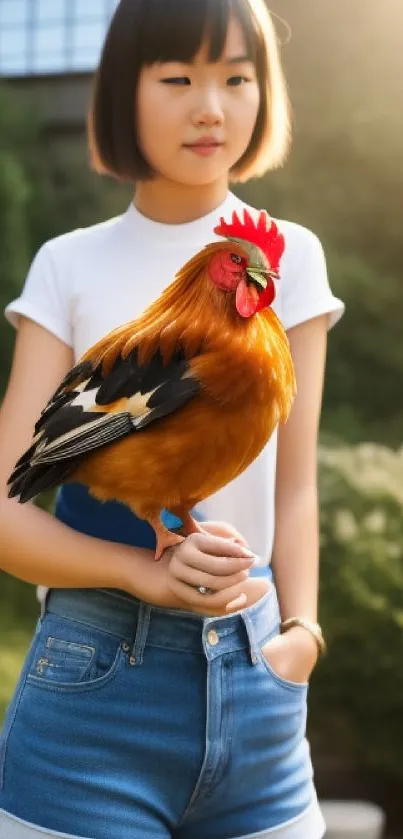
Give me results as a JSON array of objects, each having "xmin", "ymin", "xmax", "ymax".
[{"xmin": 135, "ymin": 14, "xmax": 260, "ymax": 188}]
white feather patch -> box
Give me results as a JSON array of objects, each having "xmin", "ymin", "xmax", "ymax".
[
  {"xmin": 70, "ymin": 388, "xmax": 99, "ymax": 411},
  {"xmin": 126, "ymin": 389, "xmax": 155, "ymax": 417}
]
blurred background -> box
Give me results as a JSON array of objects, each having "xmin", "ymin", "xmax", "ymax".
[{"xmin": 0, "ymin": 0, "xmax": 402, "ymax": 834}]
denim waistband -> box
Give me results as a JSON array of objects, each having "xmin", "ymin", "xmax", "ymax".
[{"xmin": 43, "ymin": 585, "xmax": 281, "ymax": 667}]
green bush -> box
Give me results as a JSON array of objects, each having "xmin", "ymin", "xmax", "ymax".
[{"xmin": 309, "ymin": 442, "xmax": 403, "ymax": 779}]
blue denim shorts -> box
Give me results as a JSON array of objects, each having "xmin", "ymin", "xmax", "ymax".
[{"xmin": 0, "ymin": 584, "xmax": 325, "ymax": 839}]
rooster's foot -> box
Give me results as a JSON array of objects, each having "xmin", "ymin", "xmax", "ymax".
[
  {"xmin": 171, "ymin": 508, "xmax": 203, "ymax": 537},
  {"xmin": 148, "ymin": 516, "xmax": 185, "ymax": 561}
]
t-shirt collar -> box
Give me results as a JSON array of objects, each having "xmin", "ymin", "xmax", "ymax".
[{"xmin": 121, "ymin": 191, "xmax": 240, "ymax": 242}]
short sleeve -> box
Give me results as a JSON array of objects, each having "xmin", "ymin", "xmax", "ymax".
[
  {"xmin": 280, "ymin": 226, "xmax": 345, "ymax": 332},
  {"xmin": 4, "ymin": 241, "xmax": 73, "ymax": 346}
]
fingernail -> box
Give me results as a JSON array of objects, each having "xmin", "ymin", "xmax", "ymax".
[{"xmin": 226, "ymin": 594, "xmax": 247, "ymax": 611}]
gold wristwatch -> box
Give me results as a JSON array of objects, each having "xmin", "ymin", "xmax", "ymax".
[{"xmin": 280, "ymin": 617, "xmax": 327, "ymax": 656}]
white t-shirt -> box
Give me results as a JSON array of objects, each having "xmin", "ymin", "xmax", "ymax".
[{"xmin": 4, "ymin": 190, "xmax": 344, "ymax": 566}]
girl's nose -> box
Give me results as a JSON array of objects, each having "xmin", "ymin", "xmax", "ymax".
[{"xmin": 192, "ymin": 89, "xmax": 224, "ymax": 127}]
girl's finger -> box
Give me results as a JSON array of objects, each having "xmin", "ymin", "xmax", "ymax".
[
  {"xmin": 225, "ymin": 593, "xmax": 248, "ymax": 612},
  {"xmin": 201, "ymin": 521, "xmax": 249, "ymax": 547},
  {"xmin": 172, "ymin": 562, "xmax": 249, "ymax": 592},
  {"xmin": 208, "ymin": 579, "xmax": 251, "ymax": 612},
  {"xmin": 179, "ymin": 549, "xmax": 255, "ymax": 577},
  {"xmin": 168, "ymin": 570, "xmax": 249, "ymax": 611},
  {"xmin": 186, "ymin": 532, "xmax": 254, "ymax": 560}
]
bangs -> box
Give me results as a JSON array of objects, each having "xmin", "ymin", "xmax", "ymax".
[{"xmin": 135, "ymin": 0, "xmax": 260, "ymax": 65}]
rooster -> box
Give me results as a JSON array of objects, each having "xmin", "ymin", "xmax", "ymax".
[{"xmin": 8, "ymin": 209, "xmax": 296, "ymax": 560}]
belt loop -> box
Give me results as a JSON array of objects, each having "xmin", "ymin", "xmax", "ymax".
[
  {"xmin": 242, "ymin": 611, "xmax": 259, "ymax": 665},
  {"xmin": 129, "ymin": 602, "xmax": 151, "ymax": 666}
]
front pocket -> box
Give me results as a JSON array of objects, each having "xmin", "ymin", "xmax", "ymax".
[
  {"xmin": 32, "ymin": 636, "xmax": 95, "ymax": 683},
  {"xmin": 27, "ymin": 614, "xmax": 123, "ymax": 693},
  {"xmin": 259, "ymin": 640, "xmax": 309, "ymax": 692}
]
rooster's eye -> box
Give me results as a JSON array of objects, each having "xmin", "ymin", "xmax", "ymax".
[{"xmin": 230, "ymin": 253, "xmax": 242, "ymax": 264}]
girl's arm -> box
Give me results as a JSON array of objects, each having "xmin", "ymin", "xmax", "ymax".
[
  {"xmin": 0, "ymin": 318, "xmax": 252, "ymax": 614},
  {"xmin": 263, "ymin": 314, "xmax": 328, "ymax": 679},
  {"xmin": 272, "ymin": 313, "xmax": 328, "ymax": 622},
  {"xmin": 0, "ymin": 317, "xmax": 159, "ymax": 595}
]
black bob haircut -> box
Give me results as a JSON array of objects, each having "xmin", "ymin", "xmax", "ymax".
[{"xmin": 88, "ymin": 0, "xmax": 290, "ymax": 184}]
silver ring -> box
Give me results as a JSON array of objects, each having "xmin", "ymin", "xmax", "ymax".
[{"xmin": 197, "ymin": 585, "xmax": 213, "ymax": 595}]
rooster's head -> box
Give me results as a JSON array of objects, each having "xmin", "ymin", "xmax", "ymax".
[{"xmin": 209, "ymin": 209, "xmax": 285, "ymax": 318}]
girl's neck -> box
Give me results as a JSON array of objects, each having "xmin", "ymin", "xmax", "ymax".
[{"xmin": 133, "ymin": 177, "xmax": 230, "ymax": 225}]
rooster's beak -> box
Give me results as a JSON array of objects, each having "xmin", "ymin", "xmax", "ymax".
[{"xmin": 246, "ymin": 266, "xmax": 279, "ymax": 290}]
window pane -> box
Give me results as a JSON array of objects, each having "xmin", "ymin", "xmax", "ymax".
[
  {"xmin": 70, "ymin": 47, "xmax": 100, "ymax": 71},
  {"xmin": 33, "ymin": 51, "xmax": 67, "ymax": 74},
  {"xmin": 37, "ymin": 0, "xmax": 66, "ymax": 24},
  {"xmin": 0, "ymin": 0, "xmax": 115, "ymax": 76},
  {"xmin": 34, "ymin": 24, "xmax": 66, "ymax": 58},
  {"xmin": 0, "ymin": 0, "xmax": 29, "ymax": 26},
  {"xmin": 73, "ymin": 21, "xmax": 105, "ymax": 54},
  {"xmin": 0, "ymin": 26, "xmax": 26, "ymax": 55},
  {"xmin": 0, "ymin": 53, "xmax": 27, "ymax": 74},
  {"xmin": 74, "ymin": 0, "xmax": 105, "ymax": 20}
]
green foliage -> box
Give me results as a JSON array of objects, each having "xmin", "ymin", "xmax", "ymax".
[
  {"xmin": 0, "ymin": 572, "xmax": 39, "ymax": 630},
  {"xmin": 0, "ymin": 81, "xmax": 131, "ymax": 397},
  {"xmin": 0, "ymin": 87, "xmax": 34, "ymax": 382},
  {"xmin": 0, "ymin": 624, "xmax": 34, "ymax": 724},
  {"xmin": 308, "ymin": 443, "xmax": 403, "ymax": 778},
  {"xmin": 320, "ymin": 250, "xmax": 402, "ymax": 443}
]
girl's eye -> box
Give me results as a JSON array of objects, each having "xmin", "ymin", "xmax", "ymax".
[
  {"xmin": 161, "ymin": 77, "xmax": 191, "ymax": 86},
  {"xmin": 227, "ymin": 76, "xmax": 249, "ymax": 87}
]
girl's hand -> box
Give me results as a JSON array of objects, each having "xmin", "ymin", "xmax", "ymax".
[
  {"xmin": 199, "ymin": 520, "xmax": 249, "ymax": 547},
  {"xmin": 261, "ymin": 625, "xmax": 319, "ymax": 685},
  {"xmin": 159, "ymin": 532, "xmax": 259, "ymax": 616}
]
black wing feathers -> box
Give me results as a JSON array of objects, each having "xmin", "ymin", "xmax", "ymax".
[
  {"xmin": 95, "ymin": 347, "xmax": 189, "ymax": 404},
  {"xmin": 7, "ymin": 345, "xmax": 200, "ymax": 502},
  {"xmin": 8, "ymin": 460, "xmax": 81, "ymax": 502},
  {"xmin": 139, "ymin": 376, "xmax": 199, "ymax": 429},
  {"xmin": 53, "ymin": 359, "xmax": 94, "ymax": 396},
  {"xmin": 34, "ymin": 359, "xmax": 100, "ymax": 436}
]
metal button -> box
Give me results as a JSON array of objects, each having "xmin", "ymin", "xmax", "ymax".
[
  {"xmin": 121, "ymin": 642, "xmax": 130, "ymax": 652},
  {"xmin": 207, "ymin": 629, "xmax": 219, "ymax": 646}
]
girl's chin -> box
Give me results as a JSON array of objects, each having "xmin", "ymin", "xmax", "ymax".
[
  {"xmin": 163, "ymin": 164, "xmax": 233, "ymax": 188},
  {"xmin": 149, "ymin": 156, "xmax": 244, "ymax": 188}
]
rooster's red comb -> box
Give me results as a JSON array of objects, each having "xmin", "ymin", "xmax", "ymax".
[{"xmin": 214, "ymin": 208, "xmax": 285, "ymax": 274}]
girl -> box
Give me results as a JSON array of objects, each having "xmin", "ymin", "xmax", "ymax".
[{"xmin": 0, "ymin": 0, "xmax": 344, "ymax": 837}]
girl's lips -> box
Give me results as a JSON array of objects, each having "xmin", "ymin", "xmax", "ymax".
[{"xmin": 183, "ymin": 143, "xmax": 223, "ymax": 157}]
